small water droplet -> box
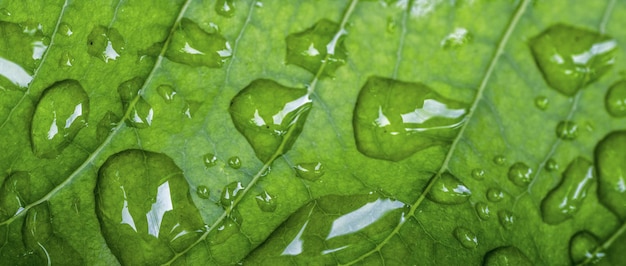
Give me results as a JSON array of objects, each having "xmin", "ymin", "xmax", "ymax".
[
  {"xmin": 483, "ymin": 246, "xmax": 532, "ymax": 266},
  {"xmin": 545, "ymin": 158, "xmax": 559, "ymax": 172},
  {"xmin": 220, "ymin": 181, "xmax": 244, "ymax": 207},
  {"xmin": 556, "ymin": 120, "xmax": 578, "ymax": 140},
  {"xmin": 508, "ymin": 162, "xmax": 533, "ymax": 187},
  {"xmin": 294, "ymin": 162, "xmax": 325, "ymax": 181},
  {"xmin": 453, "ymin": 226, "xmax": 478, "ymax": 249},
  {"xmin": 569, "ymin": 231, "xmax": 604, "ymax": 264},
  {"xmin": 87, "ymin": 25, "xmax": 125, "ymax": 62},
  {"xmin": 0, "ymin": 8, "xmax": 10, "ymax": 16},
  {"xmin": 595, "ymin": 130, "xmax": 626, "ymax": 218},
  {"xmin": 255, "ymin": 191, "xmax": 277, "ymax": 212},
  {"xmin": 211, "ymin": 217, "xmax": 241, "ymax": 246},
  {"xmin": 441, "ymin": 27, "xmax": 471, "ymax": 49},
  {"xmin": 181, "ymin": 100, "xmax": 200, "ymax": 119},
  {"xmin": 493, "ymin": 155, "xmax": 506, "ymax": 165},
  {"xmin": 117, "ymin": 77, "xmax": 154, "ymax": 128},
  {"xmin": 529, "ymin": 24, "xmax": 617, "ymax": 96},
  {"xmin": 228, "ymin": 156, "xmax": 241, "ymax": 169},
  {"xmin": 165, "ymin": 18, "xmax": 231, "ymax": 67},
  {"xmin": 0, "ymin": 21, "xmax": 49, "ymax": 91},
  {"xmin": 534, "ymin": 96, "xmax": 549, "ymax": 110},
  {"xmin": 157, "ymin": 84, "xmax": 176, "ymax": 103},
  {"xmin": 386, "ymin": 17, "xmax": 396, "ymax": 33},
  {"xmin": 30, "ymin": 80, "xmax": 89, "ymax": 158},
  {"xmin": 203, "ymin": 153, "xmax": 218, "ymax": 168},
  {"xmin": 486, "ymin": 188, "xmax": 505, "ymax": 202},
  {"xmin": 96, "ymin": 111, "xmax": 119, "ymax": 143},
  {"xmin": 541, "ymin": 157, "xmax": 594, "ymax": 224},
  {"xmin": 0, "ymin": 172, "xmax": 31, "ymax": 220},
  {"xmin": 471, "ymin": 168, "xmax": 485, "ymax": 180},
  {"xmin": 426, "ymin": 172, "xmax": 471, "ymax": 205},
  {"xmin": 215, "ymin": 0, "xmax": 236, "ymax": 17},
  {"xmin": 605, "ymin": 80, "xmax": 626, "ymax": 117},
  {"xmin": 59, "ymin": 22, "xmax": 73, "ymax": 36},
  {"xmin": 260, "ymin": 166, "xmax": 271, "ymax": 177},
  {"xmin": 497, "ymin": 210, "xmax": 514, "ymax": 229},
  {"xmin": 286, "ymin": 19, "xmax": 348, "ymax": 77},
  {"xmin": 475, "ymin": 202, "xmax": 491, "ymax": 220},
  {"xmin": 353, "ymin": 77, "xmax": 467, "ymax": 161},
  {"xmin": 59, "ymin": 51, "xmax": 74, "ymax": 67},
  {"xmin": 196, "ymin": 185, "xmax": 210, "ymax": 199}
]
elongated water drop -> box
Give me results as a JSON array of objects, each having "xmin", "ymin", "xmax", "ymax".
[
  {"xmin": 530, "ymin": 24, "xmax": 617, "ymax": 96},
  {"xmin": 483, "ymin": 246, "xmax": 532, "ymax": 266},
  {"xmin": 96, "ymin": 149, "xmax": 205, "ymax": 265},
  {"xmin": 117, "ymin": 77, "xmax": 154, "ymax": 128},
  {"xmin": 475, "ymin": 202, "xmax": 491, "ymax": 220},
  {"xmin": 569, "ymin": 231, "xmax": 604, "ymax": 264},
  {"xmin": 556, "ymin": 120, "xmax": 578, "ymax": 140},
  {"xmin": 453, "ymin": 227, "xmax": 478, "ymax": 249},
  {"xmin": 595, "ymin": 131, "xmax": 626, "ymax": 218},
  {"xmin": 605, "ymin": 80, "xmax": 626, "ymax": 117},
  {"xmin": 220, "ymin": 181, "xmax": 244, "ymax": 208},
  {"xmin": 353, "ymin": 76, "xmax": 467, "ymax": 161},
  {"xmin": 426, "ymin": 173, "xmax": 471, "ymax": 205},
  {"xmin": 294, "ymin": 162, "xmax": 325, "ymax": 181},
  {"xmin": 286, "ymin": 19, "xmax": 348, "ymax": 77},
  {"xmin": 229, "ymin": 79, "xmax": 312, "ymax": 162},
  {"xmin": 541, "ymin": 157, "xmax": 594, "ymax": 225},
  {"xmin": 255, "ymin": 191, "xmax": 277, "ymax": 212},
  {"xmin": 87, "ymin": 25, "xmax": 124, "ymax": 62},
  {"xmin": 215, "ymin": 0, "xmax": 236, "ymax": 17},
  {"xmin": 508, "ymin": 162, "xmax": 533, "ymax": 187},
  {"xmin": 165, "ymin": 18, "xmax": 231, "ymax": 67},
  {"xmin": 31, "ymin": 80, "xmax": 89, "ymax": 158}
]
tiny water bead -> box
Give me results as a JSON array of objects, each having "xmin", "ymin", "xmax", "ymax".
[
  {"xmin": 87, "ymin": 25, "xmax": 125, "ymax": 62},
  {"xmin": 353, "ymin": 76, "xmax": 467, "ymax": 161},
  {"xmin": 203, "ymin": 153, "xmax": 218, "ymax": 168},
  {"xmin": 545, "ymin": 158, "xmax": 559, "ymax": 172},
  {"xmin": 220, "ymin": 181, "xmax": 244, "ymax": 207},
  {"xmin": 529, "ymin": 24, "xmax": 617, "ymax": 96},
  {"xmin": 486, "ymin": 188, "xmax": 505, "ymax": 202},
  {"xmin": 508, "ymin": 162, "xmax": 533, "ymax": 187},
  {"xmin": 426, "ymin": 172, "xmax": 471, "ymax": 205},
  {"xmin": 255, "ymin": 191, "xmax": 277, "ymax": 212},
  {"xmin": 294, "ymin": 162, "xmax": 325, "ymax": 181},
  {"xmin": 215, "ymin": 0, "xmax": 236, "ymax": 17},
  {"xmin": 534, "ymin": 96, "xmax": 549, "ymax": 110},
  {"xmin": 95, "ymin": 149, "xmax": 205, "ymax": 265},
  {"xmin": 229, "ymin": 79, "xmax": 312, "ymax": 162},
  {"xmin": 556, "ymin": 120, "xmax": 578, "ymax": 140},
  {"xmin": 285, "ymin": 19, "xmax": 348, "ymax": 77},
  {"xmin": 0, "ymin": 21, "xmax": 49, "ymax": 91},
  {"xmin": 165, "ymin": 18, "xmax": 231, "ymax": 68},
  {"xmin": 228, "ymin": 156, "xmax": 242, "ymax": 169},
  {"xmin": 453, "ymin": 226, "xmax": 478, "ymax": 249},
  {"xmin": 196, "ymin": 185, "xmax": 210, "ymax": 199},
  {"xmin": 441, "ymin": 27, "xmax": 471, "ymax": 49},
  {"xmin": 471, "ymin": 168, "xmax": 485, "ymax": 180},
  {"xmin": 30, "ymin": 80, "xmax": 89, "ymax": 159},
  {"xmin": 96, "ymin": 111, "xmax": 119, "ymax": 143},
  {"xmin": 541, "ymin": 157, "xmax": 594, "ymax": 225},
  {"xmin": 475, "ymin": 202, "xmax": 491, "ymax": 220},
  {"xmin": 605, "ymin": 80, "xmax": 626, "ymax": 117},
  {"xmin": 117, "ymin": 77, "xmax": 154, "ymax": 128},
  {"xmin": 595, "ymin": 131, "xmax": 626, "ymax": 218},
  {"xmin": 569, "ymin": 231, "xmax": 604, "ymax": 264},
  {"xmin": 483, "ymin": 246, "xmax": 532, "ymax": 266},
  {"xmin": 493, "ymin": 155, "xmax": 506, "ymax": 165},
  {"xmin": 497, "ymin": 210, "xmax": 514, "ymax": 229},
  {"xmin": 157, "ymin": 84, "xmax": 176, "ymax": 103}
]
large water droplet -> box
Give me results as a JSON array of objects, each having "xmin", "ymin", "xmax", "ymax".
[
  {"xmin": 541, "ymin": 157, "xmax": 594, "ymax": 225},
  {"xmin": 229, "ymin": 79, "xmax": 312, "ymax": 162},
  {"xmin": 353, "ymin": 76, "xmax": 467, "ymax": 161},
  {"xmin": 483, "ymin": 246, "xmax": 532, "ymax": 266},
  {"xmin": 228, "ymin": 156, "xmax": 242, "ymax": 169},
  {"xmin": 165, "ymin": 18, "xmax": 231, "ymax": 67},
  {"xmin": 157, "ymin": 84, "xmax": 176, "ymax": 103},
  {"xmin": 220, "ymin": 181, "xmax": 244, "ymax": 208},
  {"xmin": 196, "ymin": 185, "xmax": 210, "ymax": 199},
  {"xmin": 530, "ymin": 24, "xmax": 617, "ymax": 96},
  {"xmin": 605, "ymin": 80, "xmax": 626, "ymax": 117},
  {"xmin": 203, "ymin": 153, "xmax": 218, "ymax": 168},
  {"xmin": 556, "ymin": 120, "xmax": 578, "ymax": 140},
  {"xmin": 497, "ymin": 210, "xmax": 515, "ymax": 229},
  {"xmin": 569, "ymin": 231, "xmax": 604, "ymax": 264},
  {"xmin": 215, "ymin": 0, "xmax": 236, "ymax": 17},
  {"xmin": 534, "ymin": 96, "xmax": 549, "ymax": 110},
  {"xmin": 96, "ymin": 111, "xmax": 119, "ymax": 143},
  {"xmin": 0, "ymin": 21, "xmax": 49, "ymax": 91},
  {"xmin": 87, "ymin": 25, "xmax": 124, "ymax": 62},
  {"xmin": 486, "ymin": 188, "xmax": 505, "ymax": 202},
  {"xmin": 95, "ymin": 149, "xmax": 205, "ymax": 265},
  {"xmin": 255, "ymin": 191, "xmax": 277, "ymax": 212},
  {"xmin": 595, "ymin": 131, "xmax": 626, "ymax": 218},
  {"xmin": 508, "ymin": 162, "xmax": 533, "ymax": 187},
  {"xmin": 427, "ymin": 173, "xmax": 471, "ymax": 205},
  {"xmin": 286, "ymin": 19, "xmax": 347, "ymax": 77},
  {"xmin": 453, "ymin": 226, "xmax": 478, "ymax": 249},
  {"xmin": 475, "ymin": 202, "xmax": 491, "ymax": 220},
  {"xmin": 30, "ymin": 80, "xmax": 89, "ymax": 158},
  {"xmin": 117, "ymin": 77, "xmax": 154, "ymax": 128},
  {"xmin": 294, "ymin": 162, "xmax": 325, "ymax": 181}
]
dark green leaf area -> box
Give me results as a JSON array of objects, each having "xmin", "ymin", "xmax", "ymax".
[
  {"xmin": 286, "ymin": 19, "xmax": 347, "ymax": 77},
  {"xmin": 95, "ymin": 149, "xmax": 205, "ymax": 265}
]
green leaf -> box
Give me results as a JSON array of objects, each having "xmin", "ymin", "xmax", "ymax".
[{"xmin": 0, "ymin": 0, "xmax": 625, "ymax": 265}]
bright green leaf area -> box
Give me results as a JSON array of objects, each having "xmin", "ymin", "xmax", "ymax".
[{"xmin": 0, "ymin": 0, "xmax": 625, "ymax": 265}]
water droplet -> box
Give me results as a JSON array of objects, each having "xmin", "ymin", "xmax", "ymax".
[
  {"xmin": 0, "ymin": 21, "xmax": 49, "ymax": 90},
  {"xmin": 294, "ymin": 162, "xmax": 325, "ymax": 181},
  {"xmin": 569, "ymin": 231, "xmax": 604, "ymax": 264},
  {"xmin": 493, "ymin": 155, "xmax": 506, "ymax": 165},
  {"xmin": 545, "ymin": 158, "xmax": 559, "ymax": 172},
  {"xmin": 285, "ymin": 19, "xmax": 348, "ymax": 77},
  {"xmin": 530, "ymin": 24, "xmax": 617, "ymax": 96},
  {"xmin": 229, "ymin": 79, "xmax": 312, "ymax": 162},
  {"xmin": 255, "ymin": 191, "xmax": 277, "ymax": 212},
  {"xmin": 260, "ymin": 166, "xmax": 271, "ymax": 177},
  {"xmin": 203, "ymin": 153, "xmax": 218, "ymax": 168},
  {"xmin": 210, "ymin": 217, "xmax": 241, "ymax": 246},
  {"xmin": 441, "ymin": 27, "xmax": 471, "ymax": 49},
  {"xmin": 556, "ymin": 120, "xmax": 578, "ymax": 140},
  {"xmin": 0, "ymin": 8, "xmax": 10, "ymax": 16},
  {"xmin": 497, "ymin": 210, "xmax": 515, "ymax": 229},
  {"xmin": 353, "ymin": 76, "xmax": 467, "ymax": 161},
  {"xmin": 182, "ymin": 100, "xmax": 200, "ymax": 119},
  {"xmin": 471, "ymin": 168, "xmax": 485, "ymax": 180},
  {"xmin": 228, "ymin": 156, "xmax": 241, "ymax": 169},
  {"xmin": 220, "ymin": 181, "xmax": 244, "ymax": 207},
  {"xmin": 541, "ymin": 157, "xmax": 594, "ymax": 224},
  {"xmin": 453, "ymin": 227, "xmax": 478, "ymax": 249},
  {"xmin": 215, "ymin": 0, "xmax": 236, "ymax": 17},
  {"xmin": 157, "ymin": 84, "xmax": 176, "ymax": 103},
  {"xmin": 605, "ymin": 80, "xmax": 626, "ymax": 117},
  {"xmin": 0, "ymin": 172, "xmax": 31, "ymax": 220},
  {"xmin": 87, "ymin": 25, "xmax": 124, "ymax": 62},
  {"xmin": 59, "ymin": 51, "xmax": 74, "ymax": 67},
  {"xmin": 96, "ymin": 111, "xmax": 119, "ymax": 143},
  {"xmin": 595, "ymin": 130, "xmax": 626, "ymax": 218},
  {"xmin": 165, "ymin": 18, "xmax": 231, "ymax": 67},
  {"xmin": 196, "ymin": 185, "xmax": 210, "ymax": 199},
  {"xmin": 117, "ymin": 77, "xmax": 154, "ymax": 128},
  {"xmin": 475, "ymin": 202, "xmax": 491, "ymax": 220},
  {"xmin": 508, "ymin": 162, "xmax": 533, "ymax": 187},
  {"xmin": 427, "ymin": 172, "xmax": 471, "ymax": 205},
  {"xmin": 483, "ymin": 246, "xmax": 532, "ymax": 266},
  {"xmin": 95, "ymin": 149, "xmax": 205, "ymax": 265},
  {"xmin": 386, "ymin": 17, "xmax": 396, "ymax": 33},
  {"xmin": 486, "ymin": 188, "xmax": 505, "ymax": 202},
  {"xmin": 534, "ymin": 96, "xmax": 549, "ymax": 110},
  {"xmin": 59, "ymin": 22, "xmax": 73, "ymax": 36},
  {"xmin": 30, "ymin": 80, "xmax": 89, "ymax": 158}
]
